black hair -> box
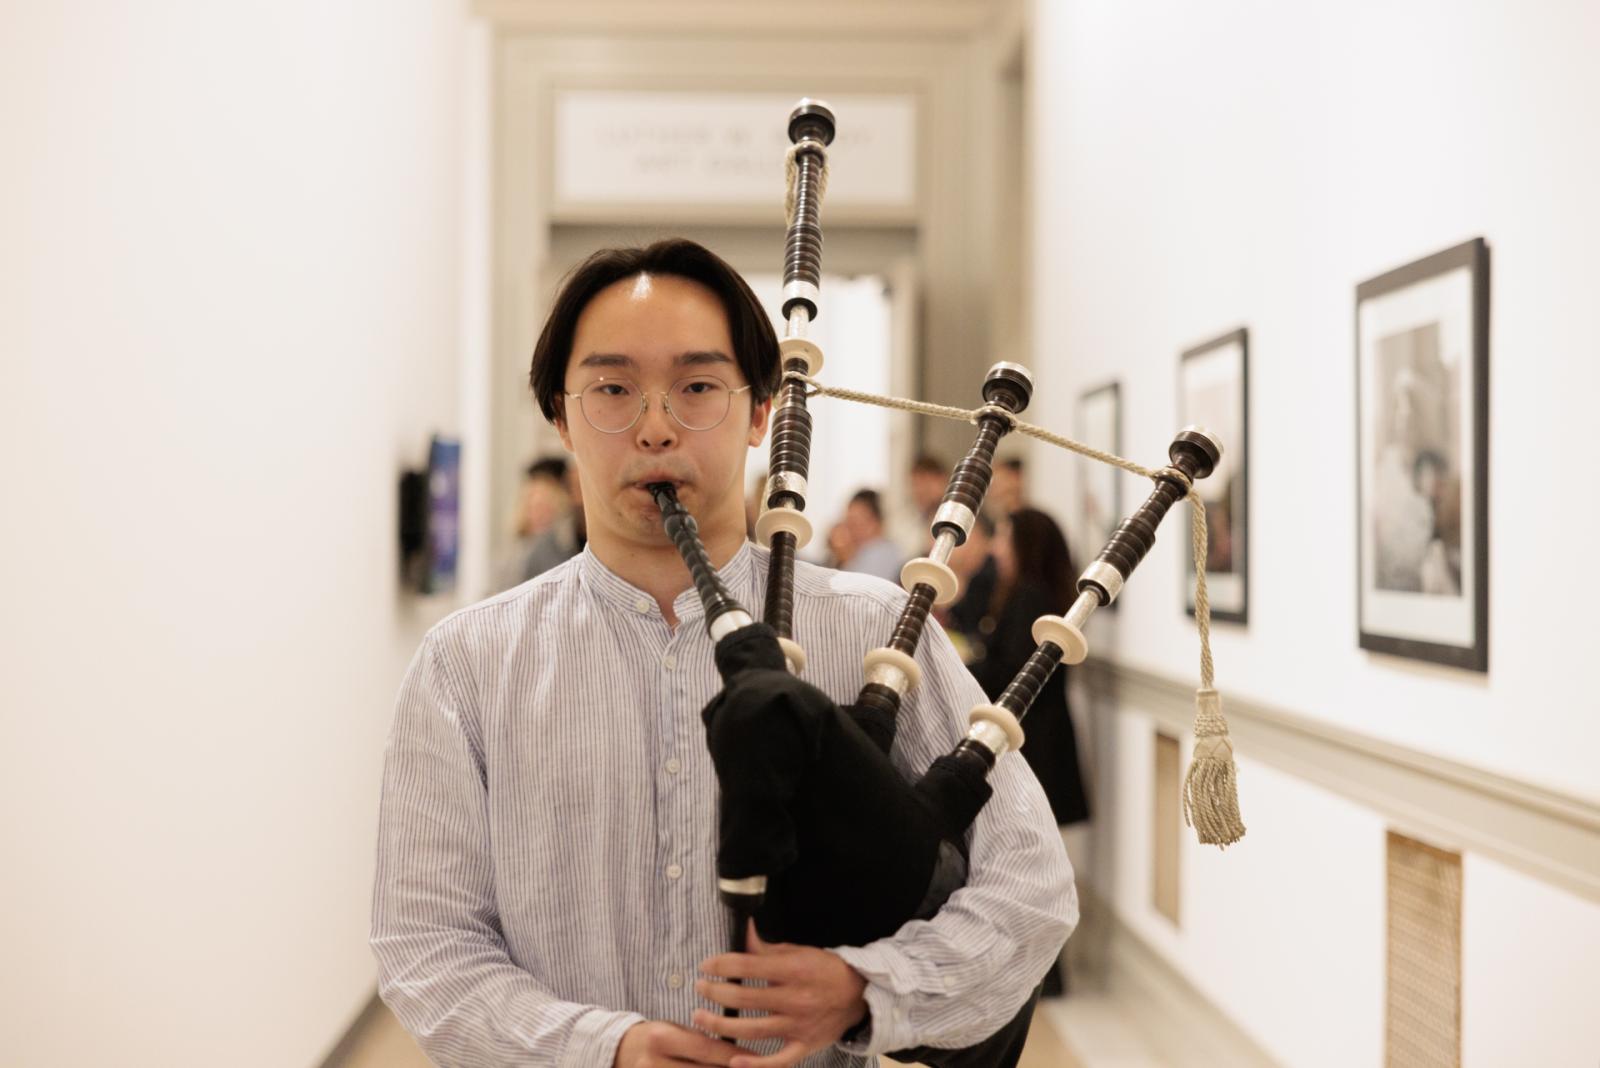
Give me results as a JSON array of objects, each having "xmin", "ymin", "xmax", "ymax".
[
  {"xmin": 849, "ymin": 488, "xmax": 884, "ymax": 523},
  {"xmin": 525, "ymin": 456, "xmax": 568, "ymax": 481},
  {"xmin": 528, "ymin": 238, "xmax": 780, "ymax": 424},
  {"xmin": 997, "ymin": 507, "xmax": 1075, "ymax": 613}
]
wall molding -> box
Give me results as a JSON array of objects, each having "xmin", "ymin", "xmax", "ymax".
[{"xmin": 1085, "ymin": 661, "xmax": 1600, "ymax": 905}]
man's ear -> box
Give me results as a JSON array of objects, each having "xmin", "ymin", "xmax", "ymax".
[
  {"xmin": 554, "ymin": 398, "xmax": 576, "ymax": 453},
  {"xmin": 747, "ymin": 397, "xmax": 771, "ymax": 449}
]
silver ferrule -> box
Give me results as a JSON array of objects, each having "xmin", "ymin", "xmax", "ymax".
[
  {"xmin": 718, "ymin": 875, "xmax": 768, "ymax": 896},
  {"xmin": 987, "ymin": 360, "xmax": 1035, "ymax": 388},
  {"xmin": 786, "ymin": 306, "xmax": 810, "ymax": 339},
  {"xmin": 967, "ymin": 719, "xmax": 1012, "ymax": 758},
  {"xmin": 865, "ymin": 662, "xmax": 912, "ymax": 694},
  {"xmin": 1065, "ymin": 588, "xmax": 1100, "ymax": 631},
  {"xmin": 1079, "ymin": 560, "xmax": 1125, "ymax": 605},
  {"xmin": 782, "ymin": 280, "xmax": 820, "ymax": 313},
  {"xmin": 931, "ymin": 500, "xmax": 976, "ymax": 541},
  {"xmin": 929, "ymin": 529, "xmax": 959, "ymax": 565},
  {"xmin": 1179, "ymin": 424, "xmax": 1225, "ymax": 461},
  {"xmin": 765, "ymin": 471, "xmax": 808, "ymax": 502},
  {"xmin": 709, "ymin": 609, "xmax": 753, "ymax": 642}
]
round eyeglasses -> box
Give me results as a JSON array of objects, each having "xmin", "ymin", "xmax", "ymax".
[{"xmin": 565, "ymin": 375, "xmax": 754, "ymax": 434}]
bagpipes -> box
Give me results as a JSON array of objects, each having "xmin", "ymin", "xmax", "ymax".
[{"xmin": 652, "ymin": 100, "xmax": 1245, "ymax": 1067}]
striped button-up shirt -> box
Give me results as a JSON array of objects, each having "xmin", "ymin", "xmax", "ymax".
[{"xmin": 371, "ymin": 542, "xmax": 1075, "ymax": 1066}]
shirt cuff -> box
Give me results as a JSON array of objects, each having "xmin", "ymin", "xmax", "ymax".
[
  {"xmin": 560, "ymin": 1007, "xmax": 648, "ymax": 1068},
  {"xmin": 830, "ymin": 943, "xmax": 925, "ymax": 1055}
]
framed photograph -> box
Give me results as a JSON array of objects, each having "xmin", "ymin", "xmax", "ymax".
[
  {"xmin": 1180, "ymin": 328, "xmax": 1249, "ymax": 624},
  {"xmin": 1357, "ymin": 238, "xmax": 1489, "ymax": 671},
  {"xmin": 1075, "ymin": 382, "xmax": 1122, "ymax": 603}
]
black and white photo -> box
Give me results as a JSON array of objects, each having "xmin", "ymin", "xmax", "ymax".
[
  {"xmin": 1180, "ymin": 328, "xmax": 1248, "ymax": 623},
  {"xmin": 1357, "ymin": 238, "xmax": 1489, "ymax": 671},
  {"xmin": 1075, "ymin": 382, "xmax": 1122, "ymax": 598}
]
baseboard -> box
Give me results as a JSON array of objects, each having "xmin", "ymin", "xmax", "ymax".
[
  {"xmin": 1071, "ymin": 886, "xmax": 1280, "ymax": 1068},
  {"xmin": 317, "ymin": 990, "xmax": 386, "ymax": 1068}
]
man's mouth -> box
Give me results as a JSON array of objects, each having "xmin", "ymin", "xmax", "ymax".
[{"xmin": 630, "ymin": 474, "xmax": 688, "ymax": 493}]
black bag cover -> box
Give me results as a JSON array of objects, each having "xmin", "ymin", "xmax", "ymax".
[
  {"xmin": 702, "ymin": 622, "xmax": 1040, "ymax": 1068},
  {"xmin": 704, "ymin": 623, "xmax": 992, "ymax": 948}
]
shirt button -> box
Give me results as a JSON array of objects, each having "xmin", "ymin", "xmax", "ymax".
[
  {"xmin": 662, "ymin": 654, "xmax": 677, "ymax": 670},
  {"xmin": 668, "ymin": 973, "xmax": 685, "ymax": 989},
  {"xmin": 666, "ymin": 863, "xmax": 683, "ymax": 880},
  {"xmin": 634, "ymin": 597, "xmax": 650, "ymax": 613},
  {"xmin": 665, "ymin": 758, "xmax": 681, "ymax": 775}
]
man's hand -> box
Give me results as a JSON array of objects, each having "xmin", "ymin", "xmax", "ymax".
[
  {"xmin": 614, "ymin": 1020, "xmax": 740, "ymax": 1067},
  {"xmin": 691, "ymin": 921, "xmax": 868, "ymax": 1068}
]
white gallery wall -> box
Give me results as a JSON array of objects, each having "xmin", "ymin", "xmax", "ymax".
[
  {"xmin": 1028, "ymin": 2, "xmax": 1600, "ymax": 1065},
  {"xmin": 0, "ymin": 3, "xmax": 471, "ymax": 1065}
]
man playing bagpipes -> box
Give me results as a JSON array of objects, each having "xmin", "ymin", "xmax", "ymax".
[{"xmin": 370, "ymin": 238, "xmax": 1075, "ymax": 1067}]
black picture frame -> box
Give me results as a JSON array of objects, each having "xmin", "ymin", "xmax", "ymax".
[
  {"xmin": 1355, "ymin": 238, "xmax": 1489, "ymax": 671},
  {"xmin": 1075, "ymin": 381, "xmax": 1122, "ymax": 610},
  {"xmin": 1179, "ymin": 327, "xmax": 1249, "ymax": 625}
]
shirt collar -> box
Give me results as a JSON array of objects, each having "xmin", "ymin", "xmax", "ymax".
[{"xmin": 578, "ymin": 540, "xmax": 759, "ymax": 623}]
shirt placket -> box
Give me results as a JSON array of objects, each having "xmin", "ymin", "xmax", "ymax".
[{"xmin": 654, "ymin": 615, "xmax": 699, "ymax": 1006}]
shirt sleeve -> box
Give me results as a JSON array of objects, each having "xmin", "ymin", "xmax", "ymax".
[
  {"xmin": 829, "ymin": 614, "xmax": 1078, "ymax": 1055},
  {"xmin": 370, "ymin": 631, "xmax": 646, "ymax": 1067}
]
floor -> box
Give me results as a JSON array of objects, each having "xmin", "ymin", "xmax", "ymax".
[{"xmin": 340, "ymin": 998, "xmax": 1095, "ymax": 1067}]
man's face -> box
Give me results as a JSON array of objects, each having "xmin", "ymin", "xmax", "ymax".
[
  {"xmin": 990, "ymin": 465, "xmax": 1021, "ymax": 512},
  {"xmin": 843, "ymin": 500, "xmax": 879, "ymax": 543},
  {"xmin": 555, "ymin": 273, "xmax": 769, "ymax": 551},
  {"xmin": 911, "ymin": 470, "xmax": 945, "ymax": 514},
  {"xmin": 949, "ymin": 522, "xmax": 990, "ymax": 582}
]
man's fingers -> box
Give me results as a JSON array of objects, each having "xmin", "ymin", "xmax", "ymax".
[
  {"xmin": 699, "ymin": 951, "xmax": 800, "ymax": 984},
  {"xmin": 695, "ymin": 978, "xmax": 780, "ymax": 1012},
  {"xmin": 729, "ymin": 1038, "xmax": 809, "ymax": 1068},
  {"xmin": 629, "ymin": 1020, "xmax": 741, "ymax": 1066},
  {"xmin": 691, "ymin": 1007, "xmax": 792, "ymax": 1042},
  {"xmin": 677, "ymin": 1030, "xmax": 742, "ymax": 1067}
]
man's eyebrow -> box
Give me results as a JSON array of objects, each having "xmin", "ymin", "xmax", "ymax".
[
  {"xmin": 573, "ymin": 351, "xmax": 734, "ymax": 370},
  {"xmin": 674, "ymin": 350, "xmax": 735, "ymax": 368},
  {"xmin": 575, "ymin": 353, "xmax": 636, "ymax": 369}
]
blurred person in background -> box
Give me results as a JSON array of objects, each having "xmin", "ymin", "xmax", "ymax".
[
  {"xmin": 892, "ymin": 452, "xmax": 950, "ymax": 556},
  {"xmin": 824, "ymin": 519, "xmax": 857, "ymax": 570},
  {"xmin": 987, "ymin": 456, "xmax": 1027, "ymax": 518},
  {"xmin": 910, "ymin": 453, "xmax": 947, "ymax": 523},
  {"xmin": 492, "ymin": 454, "xmax": 588, "ymax": 588},
  {"xmin": 937, "ymin": 511, "xmax": 997, "ymax": 664},
  {"xmin": 520, "ymin": 456, "xmax": 573, "ymax": 537},
  {"xmin": 958, "ymin": 507, "xmax": 1089, "ymax": 997},
  {"xmin": 493, "ymin": 456, "xmax": 579, "ymax": 589},
  {"xmin": 839, "ymin": 488, "xmax": 904, "ymax": 584},
  {"xmin": 967, "ymin": 507, "xmax": 1088, "ymax": 826}
]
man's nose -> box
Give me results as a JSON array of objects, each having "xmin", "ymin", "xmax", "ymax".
[{"xmin": 634, "ymin": 392, "xmax": 678, "ymax": 449}]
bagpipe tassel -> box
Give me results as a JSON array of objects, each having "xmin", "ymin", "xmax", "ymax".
[{"xmin": 1182, "ymin": 687, "xmax": 1246, "ymax": 847}]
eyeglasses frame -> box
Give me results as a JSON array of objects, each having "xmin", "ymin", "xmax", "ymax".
[{"xmin": 562, "ymin": 374, "xmax": 755, "ymax": 435}]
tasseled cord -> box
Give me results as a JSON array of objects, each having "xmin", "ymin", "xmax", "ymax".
[
  {"xmin": 1182, "ymin": 492, "xmax": 1246, "ymax": 846},
  {"xmin": 781, "ymin": 370, "xmax": 1247, "ymax": 847}
]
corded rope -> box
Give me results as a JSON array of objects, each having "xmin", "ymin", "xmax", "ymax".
[{"xmin": 784, "ymin": 369, "xmax": 1245, "ymax": 846}]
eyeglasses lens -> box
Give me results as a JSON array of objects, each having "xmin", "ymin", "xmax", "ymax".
[{"xmin": 580, "ymin": 376, "xmax": 734, "ymax": 433}]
